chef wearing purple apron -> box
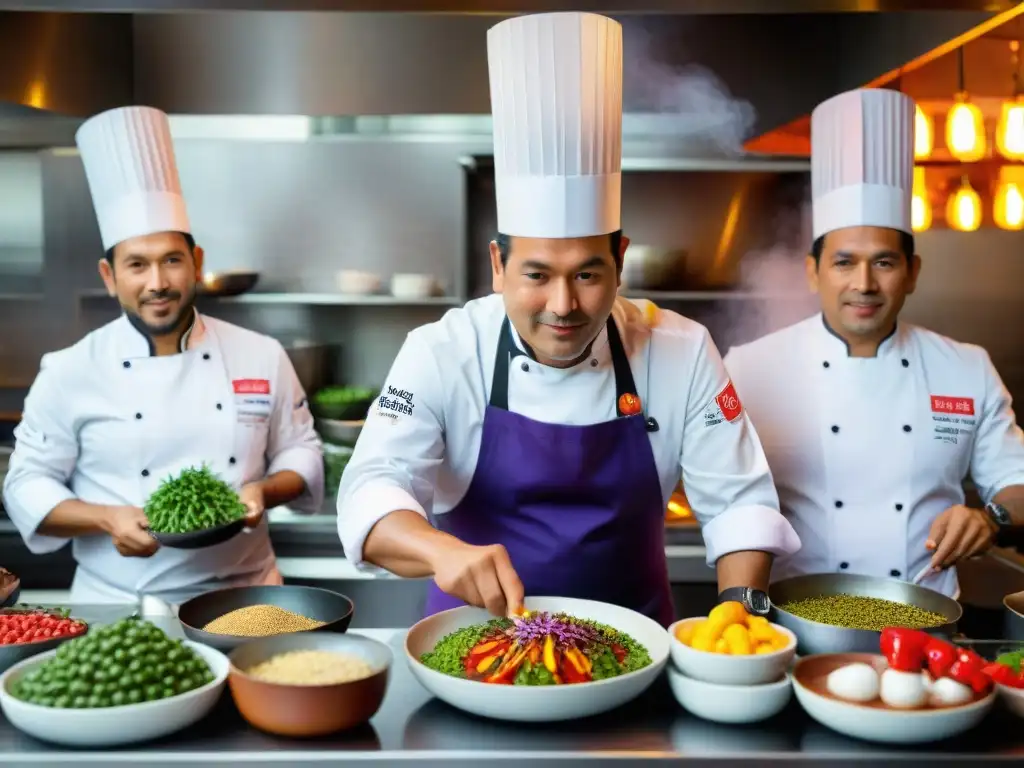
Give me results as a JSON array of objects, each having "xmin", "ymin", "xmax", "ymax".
[{"xmin": 336, "ymin": 12, "xmax": 801, "ymax": 626}]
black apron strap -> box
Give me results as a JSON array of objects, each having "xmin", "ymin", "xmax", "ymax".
[{"xmin": 489, "ymin": 315, "xmax": 647, "ymax": 425}]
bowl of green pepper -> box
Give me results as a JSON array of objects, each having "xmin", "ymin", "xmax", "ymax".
[
  {"xmin": 311, "ymin": 386, "xmax": 378, "ymax": 421},
  {"xmin": 144, "ymin": 465, "xmax": 248, "ymax": 550}
]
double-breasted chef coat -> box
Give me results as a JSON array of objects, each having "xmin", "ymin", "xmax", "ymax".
[
  {"xmin": 2, "ymin": 310, "xmax": 324, "ymax": 604},
  {"xmin": 337, "ymin": 293, "xmax": 801, "ymax": 616},
  {"xmin": 724, "ymin": 314, "xmax": 1024, "ymax": 598}
]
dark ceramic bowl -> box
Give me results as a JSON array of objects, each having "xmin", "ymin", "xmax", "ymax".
[
  {"xmin": 227, "ymin": 631, "xmax": 390, "ymax": 737},
  {"xmin": 177, "ymin": 585, "xmax": 354, "ymax": 652},
  {"xmin": 150, "ymin": 519, "xmax": 245, "ymax": 550},
  {"xmin": 0, "ymin": 615, "xmax": 89, "ymax": 674}
]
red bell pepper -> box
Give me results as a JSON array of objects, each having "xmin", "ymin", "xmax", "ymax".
[
  {"xmin": 947, "ymin": 648, "xmax": 992, "ymax": 695},
  {"xmin": 880, "ymin": 627, "xmax": 931, "ymax": 672},
  {"xmin": 923, "ymin": 636, "xmax": 957, "ymax": 680}
]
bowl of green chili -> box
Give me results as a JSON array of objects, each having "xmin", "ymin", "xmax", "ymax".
[{"xmin": 144, "ymin": 465, "xmax": 248, "ymax": 550}]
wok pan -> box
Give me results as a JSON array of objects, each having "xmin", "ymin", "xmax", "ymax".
[{"xmin": 177, "ymin": 584, "xmax": 354, "ymax": 651}]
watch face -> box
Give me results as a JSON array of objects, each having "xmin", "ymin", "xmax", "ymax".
[
  {"xmin": 747, "ymin": 589, "xmax": 771, "ymax": 615},
  {"xmin": 987, "ymin": 503, "xmax": 1011, "ymax": 526}
]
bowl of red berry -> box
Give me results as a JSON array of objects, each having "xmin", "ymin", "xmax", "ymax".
[{"xmin": 0, "ymin": 606, "xmax": 89, "ymax": 673}]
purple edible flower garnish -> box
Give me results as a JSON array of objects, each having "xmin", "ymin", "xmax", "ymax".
[{"xmin": 506, "ymin": 611, "xmax": 599, "ymax": 649}]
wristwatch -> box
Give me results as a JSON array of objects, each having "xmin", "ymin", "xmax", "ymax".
[
  {"xmin": 717, "ymin": 586, "xmax": 771, "ymax": 616},
  {"xmin": 985, "ymin": 502, "xmax": 1012, "ymax": 529}
]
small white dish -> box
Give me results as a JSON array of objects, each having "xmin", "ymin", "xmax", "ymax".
[
  {"xmin": 336, "ymin": 270, "xmax": 381, "ymax": 295},
  {"xmin": 668, "ymin": 617, "xmax": 796, "ymax": 686},
  {"xmin": 667, "ymin": 663, "xmax": 791, "ymax": 724},
  {"xmin": 792, "ymin": 653, "xmax": 996, "ymax": 744},
  {"xmin": 996, "ymin": 682, "xmax": 1024, "ymax": 719},
  {"xmin": 390, "ymin": 273, "xmax": 438, "ymax": 298},
  {"xmin": 0, "ymin": 641, "xmax": 229, "ymax": 747},
  {"xmin": 405, "ymin": 596, "xmax": 670, "ymax": 723}
]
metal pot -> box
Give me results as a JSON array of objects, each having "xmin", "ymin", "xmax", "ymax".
[
  {"xmin": 768, "ymin": 572, "xmax": 962, "ymax": 656},
  {"xmin": 1004, "ymin": 590, "xmax": 1024, "ymax": 641},
  {"xmin": 199, "ymin": 270, "xmax": 260, "ymax": 296}
]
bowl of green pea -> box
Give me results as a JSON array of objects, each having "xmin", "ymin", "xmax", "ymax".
[
  {"xmin": 311, "ymin": 386, "xmax": 378, "ymax": 421},
  {"xmin": 145, "ymin": 464, "xmax": 248, "ymax": 550},
  {"xmin": 0, "ymin": 616, "xmax": 229, "ymax": 747}
]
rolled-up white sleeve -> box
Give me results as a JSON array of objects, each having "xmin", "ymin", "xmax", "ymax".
[
  {"xmin": 336, "ymin": 332, "xmax": 446, "ymax": 564},
  {"xmin": 969, "ymin": 349, "xmax": 1024, "ymax": 503},
  {"xmin": 682, "ymin": 331, "xmax": 801, "ymax": 565},
  {"xmin": 2, "ymin": 355, "xmax": 78, "ymax": 554},
  {"xmin": 266, "ymin": 344, "xmax": 325, "ymax": 514}
]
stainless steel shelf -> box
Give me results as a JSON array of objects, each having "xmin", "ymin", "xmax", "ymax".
[
  {"xmin": 77, "ymin": 289, "xmax": 463, "ymax": 307},
  {"xmin": 461, "ymin": 154, "xmax": 810, "ymax": 173},
  {"xmin": 621, "ymin": 290, "xmax": 809, "ymax": 301}
]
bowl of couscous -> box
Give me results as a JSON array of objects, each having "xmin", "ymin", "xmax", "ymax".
[
  {"xmin": 227, "ymin": 631, "xmax": 391, "ymax": 736},
  {"xmin": 177, "ymin": 585, "xmax": 354, "ymax": 651}
]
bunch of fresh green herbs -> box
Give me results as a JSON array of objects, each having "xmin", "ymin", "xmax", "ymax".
[{"xmin": 144, "ymin": 464, "xmax": 246, "ymax": 534}]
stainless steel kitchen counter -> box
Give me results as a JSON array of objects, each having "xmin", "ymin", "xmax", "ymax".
[{"xmin": 3, "ymin": 605, "xmax": 1023, "ymax": 767}]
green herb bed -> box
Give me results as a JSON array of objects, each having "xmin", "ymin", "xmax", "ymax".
[{"xmin": 144, "ymin": 465, "xmax": 246, "ymax": 534}]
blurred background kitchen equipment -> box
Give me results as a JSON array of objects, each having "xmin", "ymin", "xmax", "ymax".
[
  {"xmin": 0, "ymin": 568, "xmax": 19, "ymax": 608},
  {"xmin": 390, "ymin": 273, "xmax": 439, "ymax": 299},
  {"xmin": 199, "ymin": 270, "xmax": 260, "ymax": 297},
  {"xmin": 620, "ymin": 245, "xmax": 686, "ymax": 291},
  {"xmin": 310, "ymin": 385, "xmax": 377, "ymax": 421},
  {"xmin": 336, "ymin": 270, "xmax": 382, "ymax": 295},
  {"xmin": 1004, "ymin": 590, "xmax": 1024, "ymax": 641},
  {"xmin": 283, "ymin": 342, "xmax": 339, "ymax": 398},
  {"xmin": 769, "ymin": 572, "xmax": 961, "ymax": 655}
]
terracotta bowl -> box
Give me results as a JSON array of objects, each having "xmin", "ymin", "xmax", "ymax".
[{"xmin": 227, "ymin": 631, "xmax": 391, "ymax": 737}]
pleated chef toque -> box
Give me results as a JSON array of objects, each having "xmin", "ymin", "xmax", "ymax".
[
  {"xmin": 487, "ymin": 12, "xmax": 623, "ymax": 239},
  {"xmin": 811, "ymin": 88, "xmax": 914, "ymax": 240},
  {"xmin": 75, "ymin": 106, "xmax": 191, "ymax": 251}
]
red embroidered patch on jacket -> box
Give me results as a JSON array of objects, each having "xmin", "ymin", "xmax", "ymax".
[
  {"xmin": 716, "ymin": 380, "xmax": 743, "ymax": 422},
  {"xmin": 930, "ymin": 396, "xmax": 974, "ymax": 415},
  {"xmin": 233, "ymin": 378, "xmax": 271, "ymax": 395}
]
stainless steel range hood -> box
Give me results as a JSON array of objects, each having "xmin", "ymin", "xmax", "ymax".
[{"xmin": 0, "ymin": 9, "xmax": 1000, "ymax": 148}]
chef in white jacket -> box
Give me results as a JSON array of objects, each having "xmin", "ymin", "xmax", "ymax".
[
  {"xmin": 337, "ymin": 12, "xmax": 800, "ymax": 626},
  {"xmin": 2, "ymin": 106, "xmax": 324, "ymax": 604},
  {"xmin": 724, "ymin": 88, "xmax": 1024, "ymax": 598}
]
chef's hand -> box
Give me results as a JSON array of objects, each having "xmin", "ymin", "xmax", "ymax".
[
  {"xmin": 239, "ymin": 482, "xmax": 266, "ymax": 528},
  {"xmin": 104, "ymin": 506, "xmax": 159, "ymax": 558},
  {"xmin": 432, "ymin": 542, "xmax": 525, "ymax": 618},
  {"xmin": 925, "ymin": 504, "xmax": 998, "ymax": 570}
]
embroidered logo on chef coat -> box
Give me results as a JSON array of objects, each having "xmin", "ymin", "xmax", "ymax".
[
  {"xmin": 703, "ymin": 380, "xmax": 744, "ymax": 427},
  {"xmin": 375, "ymin": 386, "xmax": 414, "ymax": 422},
  {"xmin": 233, "ymin": 378, "xmax": 273, "ymax": 425},
  {"xmin": 930, "ymin": 395, "xmax": 976, "ymax": 444}
]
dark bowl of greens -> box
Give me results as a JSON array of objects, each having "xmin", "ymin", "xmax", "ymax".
[
  {"xmin": 145, "ymin": 465, "xmax": 248, "ymax": 550},
  {"xmin": 311, "ymin": 386, "xmax": 378, "ymax": 421}
]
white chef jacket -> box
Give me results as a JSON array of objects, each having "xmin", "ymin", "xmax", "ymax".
[
  {"xmin": 724, "ymin": 314, "xmax": 1024, "ymax": 598},
  {"xmin": 337, "ymin": 293, "xmax": 800, "ymax": 568},
  {"xmin": 2, "ymin": 311, "xmax": 324, "ymax": 604}
]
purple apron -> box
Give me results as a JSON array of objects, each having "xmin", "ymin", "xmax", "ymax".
[{"xmin": 424, "ymin": 315, "xmax": 675, "ymax": 628}]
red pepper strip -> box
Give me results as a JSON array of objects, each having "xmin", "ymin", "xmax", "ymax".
[
  {"xmin": 947, "ymin": 649, "xmax": 992, "ymax": 695},
  {"xmin": 923, "ymin": 636, "xmax": 957, "ymax": 680},
  {"xmin": 879, "ymin": 627, "xmax": 931, "ymax": 672},
  {"xmin": 982, "ymin": 662, "xmax": 1024, "ymax": 689}
]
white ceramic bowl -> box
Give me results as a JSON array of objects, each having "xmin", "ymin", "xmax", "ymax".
[
  {"xmin": 668, "ymin": 617, "xmax": 796, "ymax": 686},
  {"xmin": 336, "ymin": 270, "xmax": 381, "ymax": 295},
  {"xmin": 0, "ymin": 640, "xmax": 229, "ymax": 747},
  {"xmin": 791, "ymin": 654, "xmax": 996, "ymax": 745},
  {"xmin": 997, "ymin": 683, "xmax": 1024, "ymax": 719},
  {"xmin": 667, "ymin": 663, "xmax": 792, "ymax": 724},
  {"xmin": 390, "ymin": 273, "xmax": 437, "ymax": 298},
  {"xmin": 405, "ymin": 596, "xmax": 670, "ymax": 723}
]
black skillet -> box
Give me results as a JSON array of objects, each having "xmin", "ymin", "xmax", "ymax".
[{"xmin": 176, "ymin": 584, "xmax": 355, "ymax": 651}]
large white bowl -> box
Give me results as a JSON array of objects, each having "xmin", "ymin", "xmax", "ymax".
[
  {"xmin": 668, "ymin": 617, "xmax": 796, "ymax": 686},
  {"xmin": 405, "ymin": 596, "xmax": 670, "ymax": 722},
  {"xmin": 791, "ymin": 653, "xmax": 996, "ymax": 744},
  {"xmin": 667, "ymin": 663, "xmax": 792, "ymax": 724},
  {"xmin": 0, "ymin": 640, "xmax": 229, "ymax": 747},
  {"xmin": 997, "ymin": 683, "xmax": 1024, "ymax": 719}
]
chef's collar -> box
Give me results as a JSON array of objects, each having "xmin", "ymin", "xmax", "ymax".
[
  {"xmin": 507, "ymin": 318, "xmax": 610, "ymax": 369},
  {"xmin": 817, "ymin": 312, "xmax": 903, "ymax": 358},
  {"xmin": 116, "ymin": 307, "xmax": 207, "ymax": 359}
]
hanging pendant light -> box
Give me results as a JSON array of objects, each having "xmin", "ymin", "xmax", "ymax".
[
  {"xmin": 915, "ymin": 104, "xmax": 934, "ymax": 160},
  {"xmin": 994, "ymin": 165, "xmax": 1024, "ymax": 230},
  {"xmin": 947, "ymin": 176, "xmax": 982, "ymax": 231},
  {"xmin": 997, "ymin": 41, "xmax": 1024, "ymax": 160},
  {"xmin": 911, "ymin": 166, "xmax": 932, "ymax": 232},
  {"xmin": 946, "ymin": 48, "xmax": 986, "ymax": 162}
]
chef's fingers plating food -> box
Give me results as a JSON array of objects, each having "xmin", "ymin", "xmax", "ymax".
[
  {"xmin": 674, "ymin": 602, "xmax": 791, "ymax": 655},
  {"xmin": 9, "ymin": 616, "xmax": 214, "ymax": 708},
  {"xmin": 419, "ymin": 611, "xmax": 652, "ymax": 685}
]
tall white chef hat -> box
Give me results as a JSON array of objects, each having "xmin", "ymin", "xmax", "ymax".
[
  {"xmin": 75, "ymin": 106, "xmax": 191, "ymax": 252},
  {"xmin": 811, "ymin": 88, "xmax": 914, "ymax": 240},
  {"xmin": 487, "ymin": 12, "xmax": 623, "ymax": 239}
]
